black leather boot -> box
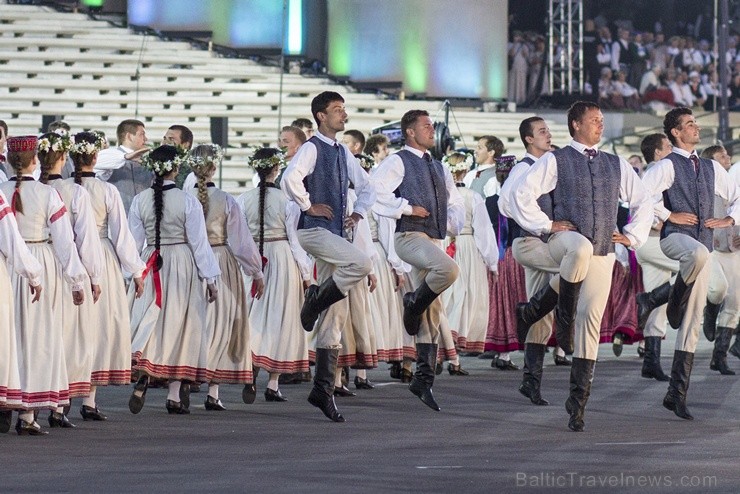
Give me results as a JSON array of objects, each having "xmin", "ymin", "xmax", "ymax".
[
  {"xmin": 516, "ymin": 285, "xmax": 558, "ymax": 344},
  {"xmin": 519, "ymin": 343, "xmax": 549, "ymax": 405},
  {"xmin": 409, "ymin": 343, "xmax": 441, "ymax": 411},
  {"xmin": 663, "ymin": 350, "xmax": 695, "ymax": 420},
  {"xmin": 710, "ymin": 327, "xmax": 736, "ymax": 375},
  {"xmin": 403, "ymin": 281, "xmax": 440, "ymax": 336},
  {"xmin": 300, "ymin": 278, "xmax": 346, "ymax": 332},
  {"xmin": 564, "ymin": 357, "xmax": 595, "ymax": 432},
  {"xmin": 636, "ymin": 282, "xmax": 671, "ymax": 329},
  {"xmin": 307, "ymin": 348, "xmax": 345, "ymax": 422},
  {"xmin": 641, "ymin": 336, "xmax": 669, "ymax": 381},
  {"xmin": 702, "ymin": 301, "xmax": 722, "ymax": 342},
  {"xmin": 666, "ymin": 274, "xmax": 693, "ymax": 330},
  {"xmin": 555, "ymin": 278, "xmax": 582, "ymax": 355}
]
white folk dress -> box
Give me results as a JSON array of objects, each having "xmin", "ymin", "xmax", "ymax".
[
  {"xmin": 442, "ymin": 185, "xmax": 498, "ymax": 353},
  {"xmin": 49, "ymin": 176, "xmax": 104, "ymax": 398},
  {"xmin": 237, "ymin": 185, "xmax": 311, "ymax": 374},
  {"xmin": 76, "ymin": 174, "xmax": 146, "ymax": 386},
  {"xmin": 128, "ymin": 181, "xmax": 220, "ymax": 382},
  {"xmin": 0, "ymin": 177, "xmax": 87, "ymax": 410},
  {"xmin": 0, "ymin": 190, "xmax": 42, "ymax": 408},
  {"xmin": 189, "ymin": 185, "xmax": 263, "ymax": 384}
]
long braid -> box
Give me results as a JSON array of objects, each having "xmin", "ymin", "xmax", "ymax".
[
  {"xmin": 257, "ymin": 169, "xmax": 269, "ymax": 257},
  {"xmin": 196, "ymin": 173, "xmax": 209, "ymax": 219},
  {"xmin": 153, "ymin": 174, "xmax": 164, "ymax": 255},
  {"xmin": 37, "ymin": 150, "xmax": 61, "ymax": 185},
  {"xmin": 10, "ymin": 155, "xmax": 24, "ymax": 215},
  {"xmin": 74, "ymin": 157, "xmax": 83, "ymax": 186}
]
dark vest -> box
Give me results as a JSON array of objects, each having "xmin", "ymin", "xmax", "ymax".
[
  {"xmin": 508, "ymin": 156, "xmax": 553, "ymax": 243},
  {"xmin": 395, "ymin": 150, "xmax": 448, "ymax": 239},
  {"xmin": 550, "ymin": 146, "xmax": 621, "ymax": 256},
  {"xmin": 297, "ymin": 136, "xmax": 348, "ymax": 236},
  {"xmin": 660, "ymin": 152, "xmax": 715, "ymax": 250},
  {"xmin": 108, "ymin": 150, "xmax": 154, "ymax": 215},
  {"xmin": 470, "ymin": 166, "xmax": 497, "ymax": 198}
]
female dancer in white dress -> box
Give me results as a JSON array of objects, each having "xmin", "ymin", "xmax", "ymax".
[
  {"xmin": 0, "ymin": 136, "xmax": 87, "ymax": 435},
  {"xmin": 68, "ymin": 132, "xmax": 146, "ymax": 420},
  {"xmin": 188, "ymin": 144, "xmax": 264, "ymax": 410},
  {"xmin": 39, "ymin": 131, "xmax": 105, "ymax": 428},
  {"xmin": 0, "ymin": 189, "xmax": 43, "ymax": 434},
  {"xmin": 442, "ymin": 153, "xmax": 499, "ymax": 363},
  {"xmin": 127, "ymin": 145, "xmax": 220, "ymax": 415},
  {"xmin": 237, "ymin": 148, "xmax": 311, "ymax": 402}
]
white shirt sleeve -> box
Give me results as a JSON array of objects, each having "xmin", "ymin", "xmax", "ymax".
[
  {"xmin": 224, "ymin": 194, "xmax": 263, "ymax": 279},
  {"xmin": 482, "ymin": 176, "xmax": 501, "ymax": 198},
  {"xmin": 0, "ymin": 190, "xmax": 42, "ymax": 285},
  {"xmin": 498, "ymin": 161, "xmax": 531, "ymax": 218},
  {"xmin": 47, "ymin": 188, "xmax": 88, "ymax": 291},
  {"xmin": 509, "ymin": 152, "xmax": 558, "ymax": 235},
  {"xmin": 345, "ymin": 150, "xmax": 376, "ymax": 219},
  {"xmin": 712, "ymin": 161, "xmax": 740, "ymax": 223},
  {"xmin": 127, "ymin": 194, "xmax": 146, "ymax": 253},
  {"xmin": 183, "ymin": 194, "xmax": 221, "ymax": 283},
  {"xmin": 104, "ymin": 183, "xmax": 146, "ymax": 277},
  {"xmin": 376, "ymin": 213, "xmax": 408, "ymax": 275},
  {"xmin": 641, "ymin": 158, "xmax": 676, "ymax": 222},
  {"xmin": 617, "ymin": 158, "xmax": 652, "ymax": 250},
  {"xmin": 182, "ymin": 172, "xmax": 197, "ymax": 192},
  {"xmin": 471, "ymin": 192, "xmax": 499, "ymax": 272},
  {"xmin": 280, "ymin": 141, "xmax": 317, "ymax": 211},
  {"xmin": 370, "ymin": 154, "xmax": 411, "ymax": 219},
  {"xmin": 285, "ymin": 200, "xmax": 312, "ymax": 281},
  {"xmin": 444, "ymin": 167, "xmax": 465, "ymax": 236},
  {"xmin": 93, "ymin": 147, "xmax": 126, "ymax": 181},
  {"xmin": 70, "ymin": 185, "xmax": 105, "ymax": 285}
]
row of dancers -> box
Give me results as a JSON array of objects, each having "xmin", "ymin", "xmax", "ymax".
[{"xmin": 0, "ymin": 92, "xmax": 737, "ymax": 435}]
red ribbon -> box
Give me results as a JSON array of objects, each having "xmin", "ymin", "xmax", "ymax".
[
  {"xmin": 446, "ymin": 239, "xmax": 456, "ymax": 258},
  {"xmin": 141, "ymin": 250, "xmax": 162, "ymax": 308},
  {"xmin": 10, "ymin": 189, "xmax": 19, "ymax": 215}
]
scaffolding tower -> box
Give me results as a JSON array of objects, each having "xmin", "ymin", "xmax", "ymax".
[{"xmin": 548, "ymin": 0, "xmax": 584, "ymax": 94}]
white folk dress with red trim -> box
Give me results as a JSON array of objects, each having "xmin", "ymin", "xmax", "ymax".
[
  {"xmin": 49, "ymin": 177, "xmax": 105, "ymax": 398},
  {"xmin": 188, "ymin": 185, "xmax": 263, "ymax": 384},
  {"xmin": 128, "ymin": 181, "xmax": 220, "ymax": 382},
  {"xmin": 0, "ymin": 177, "xmax": 88, "ymax": 410},
  {"xmin": 237, "ymin": 185, "xmax": 311, "ymax": 374},
  {"xmin": 0, "ymin": 189, "xmax": 42, "ymax": 408},
  {"xmin": 76, "ymin": 176, "xmax": 145, "ymax": 386}
]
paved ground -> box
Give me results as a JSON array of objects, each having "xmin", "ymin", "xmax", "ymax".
[{"xmin": 2, "ymin": 334, "xmax": 739, "ymax": 493}]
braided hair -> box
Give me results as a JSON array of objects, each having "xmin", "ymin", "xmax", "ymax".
[
  {"xmin": 188, "ymin": 144, "xmax": 223, "ymax": 219},
  {"xmin": 147, "ymin": 145, "xmax": 180, "ymax": 255},
  {"xmin": 7, "ymin": 150, "xmax": 35, "ymax": 215},
  {"xmin": 70, "ymin": 131, "xmax": 98, "ymax": 186},
  {"xmin": 36, "ymin": 132, "xmax": 67, "ymax": 185},
  {"xmin": 250, "ymin": 147, "xmax": 282, "ymax": 257}
]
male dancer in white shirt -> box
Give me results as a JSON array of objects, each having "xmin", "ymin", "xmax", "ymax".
[{"xmin": 509, "ymin": 101, "xmax": 651, "ymax": 431}]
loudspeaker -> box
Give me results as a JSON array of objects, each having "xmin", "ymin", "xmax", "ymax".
[
  {"xmin": 210, "ymin": 117, "xmax": 228, "ymax": 148},
  {"xmin": 41, "ymin": 115, "xmax": 64, "ymax": 133}
]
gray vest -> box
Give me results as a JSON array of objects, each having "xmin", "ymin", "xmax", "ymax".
[
  {"xmin": 108, "ymin": 148, "xmax": 154, "ymax": 215},
  {"xmin": 470, "ymin": 166, "xmax": 497, "ymax": 197},
  {"xmin": 661, "ymin": 152, "xmax": 715, "ymax": 250},
  {"xmin": 395, "ymin": 150, "xmax": 448, "ymax": 239},
  {"xmin": 551, "ymin": 146, "xmax": 621, "ymax": 256},
  {"xmin": 298, "ymin": 136, "xmax": 348, "ymax": 236}
]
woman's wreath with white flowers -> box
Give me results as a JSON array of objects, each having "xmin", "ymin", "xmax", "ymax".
[
  {"xmin": 188, "ymin": 144, "xmax": 225, "ymax": 172},
  {"xmin": 71, "ymin": 139, "xmax": 98, "ymax": 155},
  {"xmin": 37, "ymin": 130, "xmax": 73, "ymax": 153},
  {"xmin": 141, "ymin": 146, "xmax": 189, "ymax": 175},
  {"xmin": 355, "ymin": 153, "xmax": 374, "ymax": 171},
  {"xmin": 442, "ymin": 152, "xmax": 474, "ymax": 173},
  {"xmin": 249, "ymin": 150, "xmax": 286, "ymax": 170}
]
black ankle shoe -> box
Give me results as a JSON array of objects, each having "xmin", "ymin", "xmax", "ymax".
[
  {"xmin": 264, "ymin": 388, "xmax": 288, "ymax": 402},
  {"xmin": 242, "ymin": 383, "xmax": 257, "ymax": 404},
  {"xmin": 447, "ymin": 363, "xmax": 470, "ymax": 376},
  {"xmin": 165, "ymin": 400, "xmax": 190, "ymax": 415},
  {"xmin": 553, "ymin": 354, "xmax": 572, "ymax": 366},
  {"xmin": 80, "ymin": 405, "xmax": 107, "ymax": 421},
  {"xmin": 48, "ymin": 411, "xmax": 75, "ymax": 428},
  {"xmin": 128, "ymin": 374, "xmax": 149, "ymax": 414},
  {"xmin": 15, "ymin": 418, "xmax": 48, "ymax": 436},
  {"xmin": 354, "ymin": 376, "xmax": 375, "ymax": 389},
  {"xmin": 204, "ymin": 395, "xmax": 226, "ymax": 411},
  {"xmin": 333, "ymin": 385, "xmax": 356, "ymax": 397}
]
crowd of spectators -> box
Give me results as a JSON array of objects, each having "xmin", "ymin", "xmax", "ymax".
[{"xmin": 508, "ymin": 18, "xmax": 740, "ymax": 113}]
